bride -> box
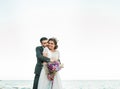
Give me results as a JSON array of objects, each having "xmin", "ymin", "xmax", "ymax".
[{"xmin": 37, "ymin": 38, "xmax": 63, "ymax": 89}]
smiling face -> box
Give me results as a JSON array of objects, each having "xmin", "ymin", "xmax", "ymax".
[
  {"xmin": 48, "ymin": 40, "xmax": 55, "ymax": 50},
  {"xmin": 41, "ymin": 40, "xmax": 48, "ymax": 47}
]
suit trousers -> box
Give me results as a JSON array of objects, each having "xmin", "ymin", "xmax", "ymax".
[{"xmin": 33, "ymin": 74, "xmax": 40, "ymax": 89}]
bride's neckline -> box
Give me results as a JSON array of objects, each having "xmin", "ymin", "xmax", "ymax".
[{"xmin": 49, "ymin": 49, "xmax": 57, "ymax": 53}]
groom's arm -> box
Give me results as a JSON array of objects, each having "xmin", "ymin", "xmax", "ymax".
[{"xmin": 36, "ymin": 47, "xmax": 50, "ymax": 62}]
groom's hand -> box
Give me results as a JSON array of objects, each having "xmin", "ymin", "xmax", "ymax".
[
  {"xmin": 50, "ymin": 58, "xmax": 54, "ymax": 62},
  {"xmin": 50, "ymin": 58, "xmax": 56, "ymax": 62},
  {"xmin": 43, "ymin": 62, "xmax": 47, "ymax": 65}
]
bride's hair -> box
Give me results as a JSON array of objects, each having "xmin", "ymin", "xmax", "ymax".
[{"xmin": 48, "ymin": 37, "xmax": 58, "ymax": 49}]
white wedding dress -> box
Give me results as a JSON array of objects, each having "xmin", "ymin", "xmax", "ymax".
[{"xmin": 37, "ymin": 47, "xmax": 63, "ymax": 89}]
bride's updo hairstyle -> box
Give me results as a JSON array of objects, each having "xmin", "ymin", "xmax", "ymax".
[{"xmin": 48, "ymin": 38, "xmax": 58, "ymax": 49}]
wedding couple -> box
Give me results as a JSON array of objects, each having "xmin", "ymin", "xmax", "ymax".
[{"xmin": 33, "ymin": 37, "xmax": 63, "ymax": 89}]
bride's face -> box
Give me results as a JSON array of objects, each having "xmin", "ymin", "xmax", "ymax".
[{"xmin": 48, "ymin": 40, "xmax": 55, "ymax": 50}]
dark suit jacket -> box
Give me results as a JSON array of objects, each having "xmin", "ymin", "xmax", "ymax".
[{"xmin": 34, "ymin": 46, "xmax": 50, "ymax": 75}]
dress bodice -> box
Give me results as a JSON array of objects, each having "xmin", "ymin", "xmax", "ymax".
[{"xmin": 43, "ymin": 47, "xmax": 59, "ymax": 61}]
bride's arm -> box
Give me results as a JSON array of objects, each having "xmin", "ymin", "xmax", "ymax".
[
  {"xmin": 42, "ymin": 47, "xmax": 49, "ymax": 65},
  {"xmin": 43, "ymin": 47, "xmax": 48, "ymax": 57},
  {"xmin": 36, "ymin": 47, "xmax": 50, "ymax": 62}
]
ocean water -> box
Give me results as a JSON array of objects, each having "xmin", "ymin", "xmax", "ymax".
[{"xmin": 0, "ymin": 80, "xmax": 120, "ymax": 89}]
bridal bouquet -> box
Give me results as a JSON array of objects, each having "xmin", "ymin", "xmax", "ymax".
[{"xmin": 46, "ymin": 61, "xmax": 63, "ymax": 81}]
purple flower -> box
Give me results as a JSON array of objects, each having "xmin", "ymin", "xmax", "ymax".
[{"xmin": 46, "ymin": 61, "xmax": 63, "ymax": 81}]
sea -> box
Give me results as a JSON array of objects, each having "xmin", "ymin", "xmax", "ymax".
[{"xmin": 0, "ymin": 80, "xmax": 120, "ymax": 89}]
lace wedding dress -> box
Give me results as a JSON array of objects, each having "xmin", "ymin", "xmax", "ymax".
[{"xmin": 37, "ymin": 47, "xmax": 63, "ymax": 89}]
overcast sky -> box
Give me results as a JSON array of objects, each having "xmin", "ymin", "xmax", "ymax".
[{"xmin": 0, "ymin": 0, "xmax": 120, "ymax": 80}]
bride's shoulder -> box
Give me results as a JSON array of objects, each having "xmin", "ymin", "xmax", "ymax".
[
  {"xmin": 55, "ymin": 49, "xmax": 59, "ymax": 52},
  {"xmin": 44, "ymin": 47, "xmax": 49, "ymax": 50},
  {"xmin": 55, "ymin": 50, "xmax": 60, "ymax": 54},
  {"xmin": 43, "ymin": 47, "xmax": 49, "ymax": 53}
]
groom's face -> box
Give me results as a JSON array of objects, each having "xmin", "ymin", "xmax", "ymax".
[{"xmin": 41, "ymin": 40, "xmax": 48, "ymax": 47}]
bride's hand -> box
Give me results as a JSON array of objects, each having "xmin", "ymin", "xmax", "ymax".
[{"xmin": 60, "ymin": 63, "xmax": 64, "ymax": 68}]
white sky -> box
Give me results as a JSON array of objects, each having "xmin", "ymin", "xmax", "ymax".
[{"xmin": 0, "ymin": 0, "xmax": 120, "ymax": 80}]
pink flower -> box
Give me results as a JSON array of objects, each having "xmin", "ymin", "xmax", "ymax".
[{"xmin": 46, "ymin": 61, "xmax": 63, "ymax": 81}]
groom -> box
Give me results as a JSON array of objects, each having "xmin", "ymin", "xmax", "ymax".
[{"xmin": 33, "ymin": 37, "xmax": 50, "ymax": 89}]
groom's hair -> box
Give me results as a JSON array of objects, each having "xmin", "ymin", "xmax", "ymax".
[{"xmin": 40, "ymin": 37, "xmax": 48, "ymax": 43}]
